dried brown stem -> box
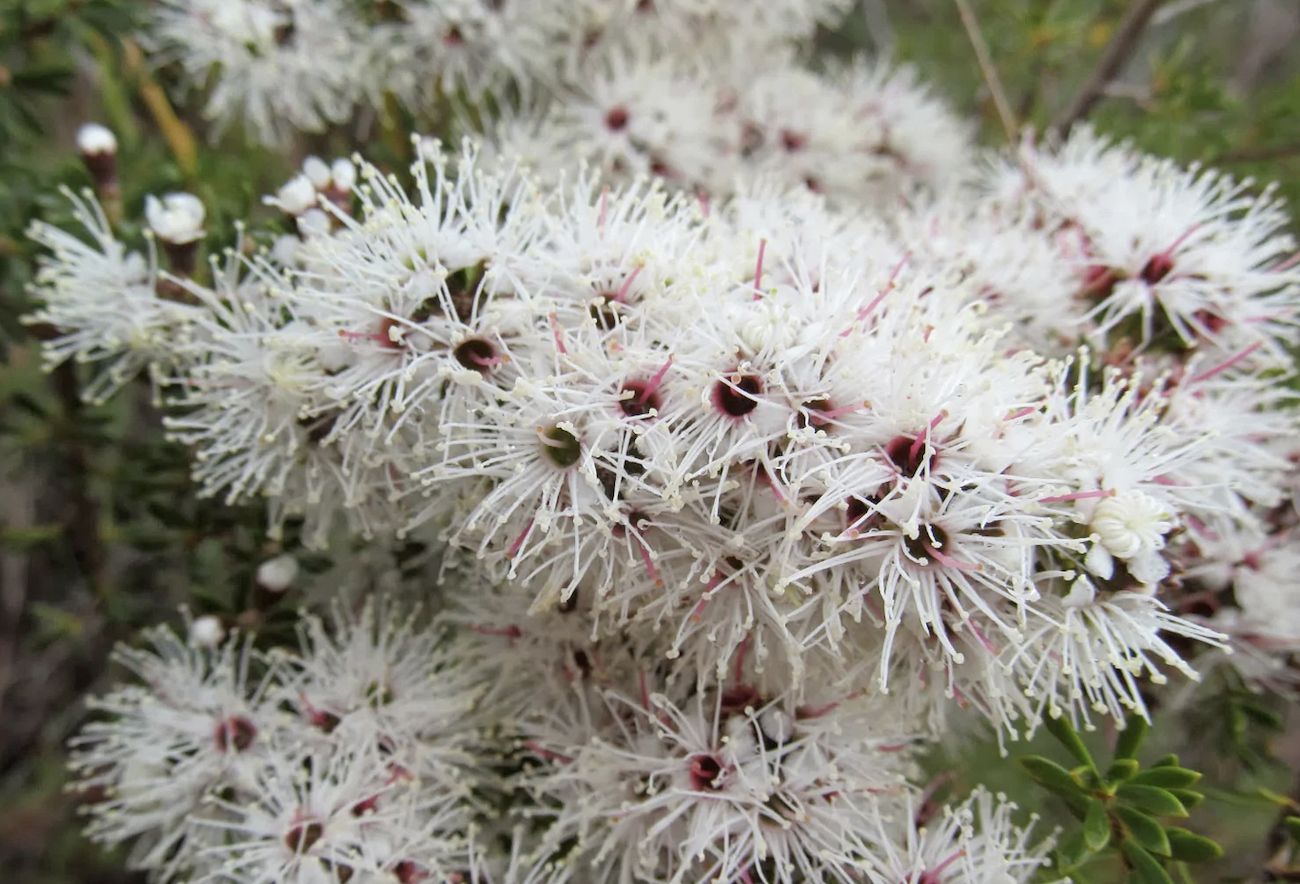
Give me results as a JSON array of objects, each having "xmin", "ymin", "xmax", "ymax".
[
  {"xmin": 953, "ymin": 0, "xmax": 1018, "ymax": 142},
  {"xmin": 1052, "ymin": 0, "xmax": 1166, "ymax": 136}
]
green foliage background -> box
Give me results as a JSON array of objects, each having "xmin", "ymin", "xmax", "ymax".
[{"xmin": 0, "ymin": 1, "xmax": 1298, "ymax": 882}]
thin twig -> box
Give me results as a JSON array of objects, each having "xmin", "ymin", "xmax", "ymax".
[
  {"xmin": 953, "ymin": 0, "xmax": 1018, "ymax": 142},
  {"xmin": 1215, "ymin": 142, "xmax": 1300, "ymax": 165},
  {"xmin": 1052, "ymin": 0, "xmax": 1166, "ymax": 136}
]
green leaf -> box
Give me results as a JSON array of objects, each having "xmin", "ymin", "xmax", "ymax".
[
  {"xmin": 1118, "ymin": 785, "xmax": 1189, "ymax": 818},
  {"xmin": 1019, "ymin": 755, "xmax": 1084, "ymax": 798},
  {"xmin": 1153, "ymin": 754, "xmax": 1180, "ymax": 768},
  {"xmin": 1045, "ymin": 714, "xmax": 1096, "ymax": 770},
  {"xmin": 1167, "ymin": 789, "xmax": 1204, "ymax": 812},
  {"xmin": 1165, "ymin": 828, "xmax": 1224, "ymax": 863},
  {"xmin": 1116, "ymin": 805, "xmax": 1172, "ymax": 856},
  {"xmin": 1084, "ymin": 798, "xmax": 1111, "ymax": 852},
  {"xmin": 1131, "ymin": 767, "xmax": 1202, "ymax": 789},
  {"xmin": 1122, "ymin": 841, "xmax": 1174, "ymax": 884},
  {"xmin": 1285, "ymin": 816, "xmax": 1300, "ymax": 845},
  {"xmin": 1115, "ymin": 715, "xmax": 1150, "ymax": 761},
  {"xmin": 0, "ymin": 522, "xmax": 63, "ymax": 547},
  {"xmin": 1107, "ymin": 759, "xmax": 1141, "ymax": 782}
]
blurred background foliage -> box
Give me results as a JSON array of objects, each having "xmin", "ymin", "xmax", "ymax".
[{"xmin": 1, "ymin": 1, "xmax": 1298, "ymax": 881}]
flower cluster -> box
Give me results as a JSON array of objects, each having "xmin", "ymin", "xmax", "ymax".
[
  {"xmin": 142, "ymin": 0, "xmax": 959, "ymax": 203},
  {"xmin": 72, "ymin": 587, "xmax": 1057, "ymax": 884},
  {"xmin": 30, "ymin": 9, "xmax": 1300, "ymax": 882},
  {"xmin": 70, "ymin": 599, "xmax": 484, "ymax": 883},
  {"xmin": 34, "ymin": 126, "xmax": 1300, "ymax": 739}
]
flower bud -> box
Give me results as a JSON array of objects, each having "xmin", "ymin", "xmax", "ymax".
[
  {"xmin": 145, "ymin": 193, "xmax": 206, "ymax": 276},
  {"xmin": 76, "ymin": 123, "xmax": 119, "ymax": 197},
  {"xmin": 256, "ymin": 553, "xmax": 299, "ymax": 593},
  {"xmin": 188, "ymin": 615, "xmax": 225, "ymax": 648}
]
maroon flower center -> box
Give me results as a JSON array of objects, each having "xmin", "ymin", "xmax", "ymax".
[
  {"xmin": 605, "ymin": 106, "xmax": 630, "ymax": 131},
  {"xmin": 284, "ymin": 819, "xmax": 324, "ymax": 854},
  {"xmin": 453, "ymin": 338, "xmax": 499, "ymax": 374},
  {"xmin": 214, "ymin": 716, "xmax": 257, "ymax": 753},
  {"xmin": 619, "ymin": 380, "xmax": 661, "ymax": 417},
  {"xmin": 883, "ymin": 433, "xmax": 936, "ymax": 478},
  {"xmin": 1140, "ymin": 253, "xmax": 1174, "ymax": 285},
  {"xmin": 688, "ymin": 754, "xmax": 726, "ymax": 791},
  {"xmin": 713, "ymin": 374, "xmax": 762, "ymax": 418}
]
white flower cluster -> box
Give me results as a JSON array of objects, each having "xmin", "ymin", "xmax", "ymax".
[
  {"xmin": 70, "ymin": 599, "xmax": 485, "ymax": 884},
  {"xmin": 30, "ymin": 15, "xmax": 1300, "ymax": 879},
  {"xmin": 34, "ymin": 126, "xmax": 1300, "ymax": 738},
  {"xmin": 142, "ymin": 0, "xmax": 962, "ymax": 204},
  {"xmin": 72, "ymin": 588, "xmax": 1056, "ymax": 884}
]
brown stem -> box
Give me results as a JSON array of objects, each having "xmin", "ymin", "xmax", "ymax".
[
  {"xmin": 50, "ymin": 362, "xmax": 106, "ymax": 595},
  {"xmin": 1051, "ymin": 0, "xmax": 1166, "ymax": 136},
  {"xmin": 953, "ymin": 0, "xmax": 1018, "ymax": 142}
]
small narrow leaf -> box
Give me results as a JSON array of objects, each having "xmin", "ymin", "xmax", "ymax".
[
  {"xmin": 1118, "ymin": 785, "xmax": 1189, "ymax": 818},
  {"xmin": 1153, "ymin": 754, "xmax": 1180, "ymax": 768},
  {"xmin": 1167, "ymin": 789, "xmax": 1205, "ymax": 812},
  {"xmin": 1056, "ymin": 829, "xmax": 1090, "ymax": 869},
  {"xmin": 1045, "ymin": 714, "xmax": 1096, "ymax": 770},
  {"xmin": 1019, "ymin": 756, "xmax": 1084, "ymax": 797},
  {"xmin": 1116, "ymin": 805, "xmax": 1172, "ymax": 856},
  {"xmin": 1122, "ymin": 841, "xmax": 1174, "ymax": 884},
  {"xmin": 1132, "ymin": 768, "xmax": 1202, "ymax": 789},
  {"xmin": 1107, "ymin": 759, "xmax": 1140, "ymax": 782},
  {"xmin": 1115, "ymin": 714, "xmax": 1150, "ymax": 761},
  {"xmin": 1084, "ymin": 798, "xmax": 1111, "ymax": 852},
  {"xmin": 1165, "ymin": 828, "xmax": 1224, "ymax": 863}
]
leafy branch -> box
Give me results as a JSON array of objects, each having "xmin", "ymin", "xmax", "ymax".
[{"xmin": 1020, "ymin": 715, "xmax": 1222, "ymax": 884}]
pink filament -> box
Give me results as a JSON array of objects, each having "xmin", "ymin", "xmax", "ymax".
[
  {"xmin": 734, "ymin": 634, "xmax": 751, "ymax": 684},
  {"xmin": 548, "ymin": 313, "xmax": 567, "ymax": 354},
  {"xmin": 640, "ymin": 355, "xmax": 674, "ymax": 403},
  {"xmin": 691, "ymin": 570, "xmax": 727, "ymax": 621},
  {"xmin": 636, "ymin": 539, "xmax": 663, "ymax": 586},
  {"xmin": 909, "ymin": 410, "xmax": 948, "ymax": 463},
  {"xmin": 468, "ymin": 351, "xmax": 507, "ymax": 367},
  {"xmin": 506, "ymin": 518, "xmax": 535, "ymax": 559},
  {"xmin": 923, "ymin": 543, "xmax": 981, "ymax": 572},
  {"xmin": 818, "ymin": 401, "xmax": 865, "ymax": 420},
  {"xmin": 598, "ymin": 187, "xmax": 609, "ymax": 234},
  {"xmin": 1188, "ymin": 341, "xmax": 1263, "ymax": 384},
  {"xmin": 616, "ymin": 265, "xmax": 643, "ymax": 302},
  {"xmin": 1005, "ymin": 405, "xmax": 1036, "ymax": 421},
  {"xmin": 1274, "ymin": 251, "xmax": 1300, "ymax": 273},
  {"xmin": 752, "ymin": 238, "xmax": 768, "ymax": 298},
  {"xmin": 470, "ymin": 624, "xmax": 522, "ymax": 639}
]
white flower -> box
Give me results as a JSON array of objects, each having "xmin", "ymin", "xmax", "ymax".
[
  {"xmin": 145, "ymin": 192, "xmax": 206, "ymax": 244},
  {"xmin": 1088, "ymin": 490, "xmax": 1176, "ymax": 585}
]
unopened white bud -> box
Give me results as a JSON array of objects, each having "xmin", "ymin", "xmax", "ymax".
[
  {"xmin": 256, "ymin": 553, "xmax": 299, "ymax": 592},
  {"xmin": 270, "ymin": 175, "xmax": 318, "ymax": 215},
  {"xmin": 76, "ymin": 123, "xmax": 117, "ymax": 156},
  {"xmin": 145, "ymin": 193, "xmax": 206, "ymax": 244},
  {"xmin": 303, "ymin": 156, "xmax": 332, "ymax": 190},
  {"xmin": 297, "ymin": 208, "xmax": 331, "ymax": 238},
  {"xmin": 188, "ymin": 615, "xmax": 225, "ymax": 648},
  {"xmin": 330, "ymin": 158, "xmax": 356, "ymax": 192}
]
